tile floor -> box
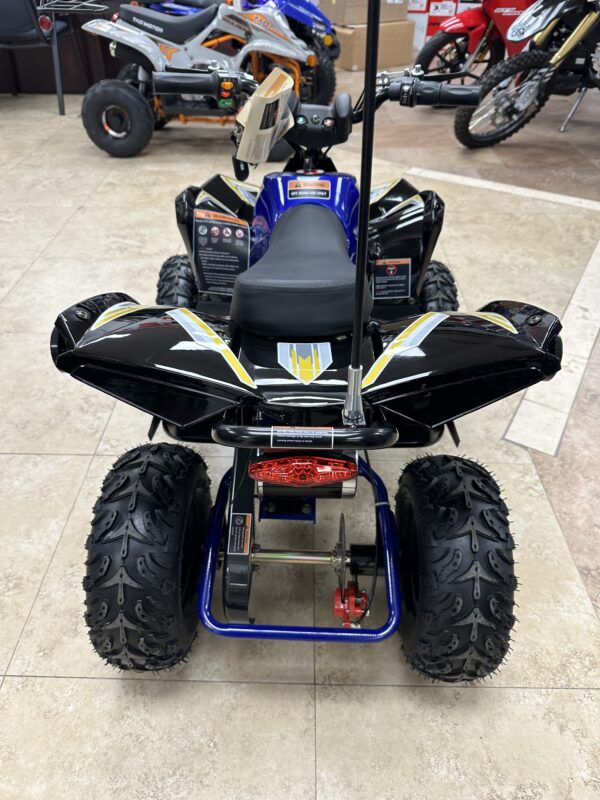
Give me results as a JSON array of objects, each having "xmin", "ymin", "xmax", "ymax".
[{"xmin": 0, "ymin": 90, "xmax": 599, "ymax": 799}]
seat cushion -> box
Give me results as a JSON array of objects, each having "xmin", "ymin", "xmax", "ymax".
[
  {"xmin": 119, "ymin": 3, "xmax": 218, "ymax": 44},
  {"xmin": 231, "ymin": 204, "xmax": 372, "ymax": 338}
]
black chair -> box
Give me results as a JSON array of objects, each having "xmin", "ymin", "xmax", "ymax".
[{"xmin": 0, "ymin": 0, "xmax": 89, "ymax": 114}]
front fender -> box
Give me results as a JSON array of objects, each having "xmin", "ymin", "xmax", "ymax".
[
  {"xmin": 52, "ymin": 295, "xmax": 262, "ymax": 430},
  {"xmin": 235, "ymin": 34, "xmax": 313, "ymax": 64},
  {"xmin": 276, "ymin": 0, "xmax": 334, "ymax": 33},
  {"xmin": 82, "ymin": 18, "xmax": 167, "ymax": 70},
  {"xmin": 441, "ymin": 7, "xmax": 490, "ymax": 52}
]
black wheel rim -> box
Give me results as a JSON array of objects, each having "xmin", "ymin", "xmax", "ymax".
[
  {"xmin": 468, "ymin": 70, "xmax": 541, "ymax": 140},
  {"xmin": 101, "ymin": 105, "xmax": 131, "ymax": 138}
]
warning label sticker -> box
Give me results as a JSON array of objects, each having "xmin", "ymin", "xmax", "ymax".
[
  {"xmin": 227, "ymin": 513, "xmax": 252, "ymax": 556},
  {"xmin": 373, "ymin": 258, "xmax": 411, "ymax": 300},
  {"xmin": 270, "ymin": 426, "xmax": 334, "ymax": 448},
  {"xmin": 287, "ymin": 179, "xmax": 331, "ymax": 200},
  {"xmin": 193, "ymin": 209, "xmax": 250, "ymax": 295}
]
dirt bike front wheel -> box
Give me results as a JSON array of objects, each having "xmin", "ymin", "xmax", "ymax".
[
  {"xmin": 455, "ymin": 49, "xmax": 551, "ymax": 148},
  {"xmin": 416, "ymin": 30, "xmax": 504, "ymax": 83}
]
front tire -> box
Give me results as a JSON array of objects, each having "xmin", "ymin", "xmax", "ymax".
[
  {"xmin": 396, "ymin": 455, "xmax": 516, "ymax": 682},
  {"xmin": 156, "ymin": 255, "xmax": 198, "ymax": 307},
  {"xmin": 417, "ymin": 31, "xmax": 503, "ymax": 82},
  {"xmin": 116, "ymin": 63, "xmax": 170, "ymax": 130},
  {"xmin": 455, "ymin": 50, "xmax": 551, "ymax": 148},
  {"xmin": 82, "ymin": 79, "xmax": 154, "ymax": 157},
  {"xmin": 84, "ymin": 444, "xmax": 211, "ymax": 671},
  {"xmin": 305, "ymin": 56, "xmax": 336, "ymax": 104},
  {"xmin": 419, "ymin": 260, "xmax": 459, "ymax": 312}
]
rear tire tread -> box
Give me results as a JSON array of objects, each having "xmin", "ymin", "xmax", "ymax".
[
  {"xmin": 84, "ymin": 443, "xmax": 210, "ymax": 671},
  {"xmin": 396, "ymin": 455, "xmax": 516, "ymax": 682}
]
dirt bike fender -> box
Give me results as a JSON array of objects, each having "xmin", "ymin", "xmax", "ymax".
[
  {"xmin": 441, "ymin": 7, "xmax": 490, "ymax": 52},
  {"xmin": 82, "ymin": 19, "xmax": 167, "ymax": 70}
]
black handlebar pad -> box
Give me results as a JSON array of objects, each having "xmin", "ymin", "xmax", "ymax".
[
  {"xmin": 388, "ymin": 77, "xmax": 482, "ymax": 107},
  {"xmin": 153, "ymin": 70, "xmax": 221, "ymax": 96}
]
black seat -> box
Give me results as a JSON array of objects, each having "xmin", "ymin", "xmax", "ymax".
[
  {"xmin": 119, "ymin": 3, "xmax": 219, "ymax": 45},
  {"xmin": 231, "ymin": 205, "xmax": 372, "ymax": 338}
]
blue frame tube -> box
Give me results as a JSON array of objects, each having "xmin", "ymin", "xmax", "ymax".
[{"xmin": 197, "ymin": 458, "xmax": 402, "ymax": 642}]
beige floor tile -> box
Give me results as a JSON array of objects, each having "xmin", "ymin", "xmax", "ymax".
[
  {"xmin": 526, "ymin": 352, "xmax": 588, "ymax": 413},
  {"xmin": 0, "ymin": 257, "xmax": 32, "ymax": 302},
  {"xmin": 0, "ymin": 257, "xmax": 161, "ymax": 335},
  {"xmin": 315, "ymin": 685, "xmax": 600, "ymax": 800},
  {"xmin": 505, "ymin": 399, "xmax": 568, "ymax": 456},
  {"xmin": 4, "ymin": 163, "xmax": 110, "ymax": 208},
  {"xmin": 0, "ymin": 454, "xmax": 90, "ymax": 673},
  {"xmin": 0, "ymin": 676, "xmax": 315, "ymax": 800},
  {"xmin": 43, "ymin": 204, "xmax": 181, "ymax": 261},
  {"xmin": 560, "ymin": 302, "xmax": 600, "ymax": 360},
  {"xmin": 0, "ymin": 333, "xmax": 115, "ymax": 454},
  {"xmin": 313, "ymin": 460, "xmax": 600, "ymax": 689},
  {"xmin": 9, "ymin": 454, "xmax": 315, "ymax": 684},
  {"xmin": 0, "ymin": 205, "xmax": 76, "ymax": 259}
]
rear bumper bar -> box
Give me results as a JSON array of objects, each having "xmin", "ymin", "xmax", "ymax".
[{"xmin": 212, "ymin": 422, "xmax": 399, "ymax": 450}]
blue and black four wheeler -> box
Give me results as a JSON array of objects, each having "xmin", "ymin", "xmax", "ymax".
[{"xmin": 51, "ymin": 2, "xmax": 562, "ymax": 681}]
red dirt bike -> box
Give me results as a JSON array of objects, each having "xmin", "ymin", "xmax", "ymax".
[{"xmin": 416, "ymin": 0, "xmax": 535, "ymax": 81}]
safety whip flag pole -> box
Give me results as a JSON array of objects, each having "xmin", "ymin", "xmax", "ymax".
[{"xmin": 343, "ymin": 0, "xmax": 381, "ymax": 426}]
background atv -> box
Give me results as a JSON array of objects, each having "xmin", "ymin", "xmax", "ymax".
[{"xmin": 81, "ymin": 1, "xmax": 333, "ymax": 156}]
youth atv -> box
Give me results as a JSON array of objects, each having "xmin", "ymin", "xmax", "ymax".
[
  {"xmin": 155, "ymin": 72, "xmax": 459, "ymax": 317},
  {"xmin": 136, "ymin": 0, "xmax": 341, "ymax": 61},
  {"xmin": 81, "ymin": 0, "xmax": 332, "ymax": 157},
  {"xmin": 51, "ymin": 4, "xmax": 562, "ymax": 682}
]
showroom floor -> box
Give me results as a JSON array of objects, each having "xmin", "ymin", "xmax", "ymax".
[{"xmin": 0, "ymin": 87, "xmax": 599, "ymax": 799}]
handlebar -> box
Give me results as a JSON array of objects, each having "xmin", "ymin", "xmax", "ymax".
[
  {"xmin": 387, "ymin": 77, "xmax": 482, "ymax": 107},
  {"xmin": 153, "ymin": 69, "xmax": 258, "ymax": 99}
]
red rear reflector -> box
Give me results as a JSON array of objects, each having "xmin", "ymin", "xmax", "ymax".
[
  {"xmin": 38, "ymin": 15, "xmax": 53, "ymax": 33},
  {"xmin": 248, "ymin": 455, "xmax": 356, "ymax": 488}
]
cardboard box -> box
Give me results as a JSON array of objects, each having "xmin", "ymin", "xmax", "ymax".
[
  {"xmin": 337, "ymin": 20, "xmax": 416, "ymax": 71},
  {"xmin": 320, "ymin": 0, "xmax": 408, "ymax": 26}
]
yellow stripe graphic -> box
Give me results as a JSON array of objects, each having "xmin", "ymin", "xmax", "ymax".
[
  {"xmin": 471, "ymin": 312, "xmax": 518, "ymax": 334},
  {"xmin": 363, "ymin": 312, "xmax": 446, "ymax": 389},
  {"xmin": 170, "ymin": 307, "xmax": 257, "ymax": 389}
]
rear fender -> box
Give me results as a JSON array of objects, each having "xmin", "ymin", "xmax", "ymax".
[
  {"xmin": 51, "ymin": 294, "xmax": 262, "ymax": 429},
  {"xmin": 440, "ymin": 7, "xmax": 490, "ymax": 52},
  {"xmin": 82, "ymin": 19, "xmax": 167, "ymax": 70},
  {"xmin": 363, "ymin": 301, "xmax": 562, "ymax": 428}
]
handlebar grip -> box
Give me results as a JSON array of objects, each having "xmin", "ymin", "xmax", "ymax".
[
  {"xmin": 388, "ymin": 77, "xmax": 482, "ymax": 107},
  {"xmin": 153, "ymin": 70, "xmax": 221, "ymax": 96},
  {"xmin": 434, "ymin": 83, "xmax": 482, "ymax": 107}
]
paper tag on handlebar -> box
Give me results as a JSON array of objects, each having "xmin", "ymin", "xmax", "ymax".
[
  {"xmin": 372, "ymin": 258, "xmax": 411, "ymax": 299},
  {"xmin": 193, "ymin": 209, "xmax": 250, "ymax": 295}
]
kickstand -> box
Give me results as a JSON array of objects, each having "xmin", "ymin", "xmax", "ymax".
[{"xmin": 559, "ymin": 88, "xmax": 588, "ymax": 133}]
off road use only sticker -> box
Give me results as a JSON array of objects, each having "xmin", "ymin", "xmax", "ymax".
[
  {"xmin": 373, "ymin": 258, "xmax": 411, "ymax": 299},
  {"xmin": 193, "ymin": 209, "xmax": 249, "ymax": 294},
  {"xmin": 270, "ymin": 427, "xmax": 335, "ymax": 448},
  {"xmin": 287, "ymin": 179, "xmax": 331, "ymax": 200}
]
